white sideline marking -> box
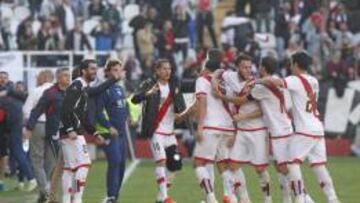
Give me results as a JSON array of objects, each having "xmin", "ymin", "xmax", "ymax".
[{"xmin": 123, "ymin": 159, "xmax": 141, "ymax": 184}]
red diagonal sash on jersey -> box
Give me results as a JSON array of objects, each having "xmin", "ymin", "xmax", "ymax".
[
  {"xmin": 202, "ymin": 73, "xmax": 236, "ymax": 124},
  {"xmin": 154, "ymin": 91, "xmax": 173, "ymax": 130},
  {"xmin": 263, "ymin": 82, "xmax": 286, "ymax": 113},
  {"xmin": 296, "ymin": 74, "xmax": 320, "ymax": 118}
]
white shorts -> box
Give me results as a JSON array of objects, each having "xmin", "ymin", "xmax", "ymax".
[
  {"xmin": 290, "ymin": 134, "xmax": 327, "ymax": 166},
  {"xmin": 230, "ymin": 129, "xmax": 269, "ymax": 166},
  {"xmin": 61, "ymin": 135, "xmax": 91, "ymax": 171},
  {"xmin": 151, "ymin": 133, "xmax": 178, "ymax": 162},
  {"xmin": 193, "ymin": 130, "xmax": 234, "ymax": 162},
  {"xmin": 270, "ymin": 135, "xmax": 291, "ymax": 165}
]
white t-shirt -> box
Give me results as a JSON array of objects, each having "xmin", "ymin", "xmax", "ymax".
[
  {"xmin": 222, "ymin": 71, "xmax": 265, "ymax": 130},
  {"xmin": 155, "ymin": 83, "xmax": 174, "ymax": 134},
  {"xmin": 251, "ymin": 83, "xmax": 293, "ymax": 137},
  {"xmin": 282, "ymin": 74, "xmax": 324, "ymax": 136},
  {"xmin": 195, "ymin": 75, "xmax": 234, "ymax": 132}
]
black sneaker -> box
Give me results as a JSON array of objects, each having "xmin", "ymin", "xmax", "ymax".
[{"xmin": 37, "ymin": 193, "xmax": 48, "ymax": 203}]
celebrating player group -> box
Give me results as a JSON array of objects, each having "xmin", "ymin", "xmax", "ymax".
[{"xmin": 133, "ymin": 49, "xmax": 342, "ymax": 203}]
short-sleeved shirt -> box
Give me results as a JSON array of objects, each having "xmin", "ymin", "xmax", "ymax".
[
  {"xmin": 282, "ymin": 74, "xmax": 324, "ymax": 136},
  {"xmin": 251, "ymin": 83, "xmax": 293, "ymax": 137},
  {"xmin": 222, "ymin": 71, "xmax": 265, "ymax": 130},
  {"xmin": 195, "ymin": 75, "xmax": 235, "ymax": 132}
]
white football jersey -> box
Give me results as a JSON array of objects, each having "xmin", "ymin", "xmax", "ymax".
[
  {"xmin": 222, "ymin": 71, "xmax": 265, "ymax": 130},
  {"xmin": 155, "ymin": 83, "xmax": 175, "ymax": 134},
  {"xmin": 282, "ymin": 74, "xmax": 324, "ymax": 136},
  {"xmin": 251, "ymin": 83, "xmax": 293, "ymax": 137},
  {"xmin": 195, "ymin": 75, "xmax": 235, "ymax": 131}
]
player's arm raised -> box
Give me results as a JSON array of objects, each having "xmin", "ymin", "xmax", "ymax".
[{"xmin": 256, "ymin": 76, "xmax": 284, "ymax": 88}]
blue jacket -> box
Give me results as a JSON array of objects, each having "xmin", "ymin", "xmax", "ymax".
[
  {"xmin": 26, "ymin": 84, "xmax": 65, "ymax": 140},
  {"xmin": 96, "ymin": 83, "xmax": 128, "ymax": 134}
]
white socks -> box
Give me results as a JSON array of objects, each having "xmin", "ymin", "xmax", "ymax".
[
  {"xmin": 195, "ymin": 166, "xmax": 216, "ymax": 201},
  {"xmin": 277, "ymin": 172, "xmax": 292, "ymax": 203},
  {"xmin": 221, "ymin": 170, "xmax": 233, "ymax": 197},
  {"xmin": 155, "ymin": 166, "xmax": 168, "ymax": 201},
  {"xmin": 62, "ymin": 167, "xmax": 89, "ymax": 203},
  {"xmin": 231, "ymin": 168, "xmax": 249, "ymax": 201},
  {"xmin": 72, "ymin": 167, "xmax": 89, "ymax": 203},
  {"xmin": 312, "ymin": 165, "xmax": 338, "ymax": 202},
  {"xmin": 259, "ymin": 170, "xmax": 271, "ymax": 202},
  {"xmin": 205, "ymin": 164, "xmax": 215, "ymax": 189},
  {"xmin": 62, "ymin": 170, "xmax": 73, "ymax": 203},
  {"xmin": 288, "ymin": 164, "xmax": 305, "ymax": 202}
]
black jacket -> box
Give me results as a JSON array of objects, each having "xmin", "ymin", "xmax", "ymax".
[
  {"xmin": 131, "ymin": 77, "xmax": 191, "ymax": 138},
  {"xmin": 65, "ymin": 30, "xmax": 92, "ymax": 50},
  {"xmin": 60, "ymin": 78, "xmax": 95, "ymax": 137}
]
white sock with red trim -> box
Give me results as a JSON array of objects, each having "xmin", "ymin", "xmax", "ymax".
[
  {"xmin": 155, "ymin": 166, "xmax": 168, "ymax": 201},
  {"xmin": 277, "ymin": 172, "xmax": 292, "ymax": 203},
  {"xmin": 205, "ymin": 163, "xmax": 215, "ymax": 189},
  {"xmin": 259, "ymin": 170, "xmax": 272, "ymax": 202},
  {"xmin": 232, "ymin": 168, "xmax": 249, "ymax": 201},
  {"xmin": 195, "ymin": 166, "xmax": 216, "ymax": 201},
  {"xmin": 288, "ymin": 164, "xmax": 305, "ymax": 202},
  {"xmin": 221, "ymin": 170, "xmax": 233, "ymax": 197},
  {"xmin": 312, "ymin": 165, "xmax": 338, "ymax": 202},
  {"xmin": 61, "ymin": 170, "xmax": 73, "ymax": 203},
  {"xmin": 73, "ymin": 167, "xmax": 89, "ymax": 203}
]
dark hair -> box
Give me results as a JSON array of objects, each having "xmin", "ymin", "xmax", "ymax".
[
  {"xmin": 79, "ymin": 59, "xmax": 96, "ymax": 72},
  {"xmin": 260, "ymin": 56, "xmax": 278, "ymax": 75},
  {"xmin": 71, "ymin": 67, "xmax": 81, "ymax": 80},
  {"xmin": 105, "ymin": 59, "xmax": 122, "ymax": 71},
  {"xmin": 154, "ymin": 59, "xmax": 170, "ymax": 70},
  {"xmin": 291, "ymin": 51, "xmax": 312, "ymax": 71},
  {"xmin": 235, "ymin": 53, "xmax": 252, "ymax": 66},
  {"xmin": 56, "ymin": 67, "xmax": 69, "ymax": 77},
  {"xmin": 205, "ymin": 60, "xmax": 220, "ymax": 72},
  {"xmin": 0, "ymin": 71, "xmax": 9, "ymax": 75}
]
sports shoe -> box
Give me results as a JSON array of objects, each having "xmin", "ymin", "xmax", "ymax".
[
  {"xmin": 164, "ymin": 197, "xmax": 176, "ymax": 203},
  {"xmin": 223, "ymin": 195, "xmax": 237, "ymax": 203},
  {"xmin": 103, "ymin": 196, "xmax": 118, "ymax": 203},
  {"xmin": 37, "ymin": 193, "xmax": 48, "ymax": 203},
  {"xmin": 25, "ymin": 179, "xmax": 38, "ymax": 192},
  {"xmin": 15, "ymin": 182, "xmax": 25, "ymax": 191},
  {"xmin": 239, "ymin": 198, "xmax": 253, "ymax": 203}
]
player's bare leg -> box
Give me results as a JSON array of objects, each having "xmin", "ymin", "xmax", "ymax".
[
  {"xmin": 229, "ymin": 162, "xmax": 251, "ymax": 203},
  {"xmin": 312, "ymin": 164, "xmax": 341, "ymax": 203},
  {"xmin": 217, "ymin": 162, "xmax": 237, "ymax": 203},
  {"xmin": 194, "ymin": 158, "xmax": 218, "ymax": 203},
  {"xmin": 254, "ymin": 165, "xmax": 272, "ymax": 203}
]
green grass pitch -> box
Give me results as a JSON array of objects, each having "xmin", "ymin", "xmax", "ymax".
[{"xmin": 1, "ymin": 157, "xmax": 359, "ymax": 203}]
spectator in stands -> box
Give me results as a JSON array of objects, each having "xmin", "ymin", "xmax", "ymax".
[
  {"xmin": 17, "ymin": 22, "xmax": 37, "ymax": 50},
  {"xmin": 136, "ymin": 22, "xmax": 156, "ymax": 65},
  {"xmin": 146, "ymin": 6, "xmax": 162, "ymax": 34},
  {"xmin": 326, "ymin": 51, "xmax": 348, "ymax": 80},
  {"xmin": 37, "ymin": 20, "xmax": 61, "ymax": 50},
  {"xmin": 275, "ymin": 2, "xmax": 291, "ymax": 60},
  {"xmin": 330, "ymin": 3, "xmax": 348, "ymax": 28},
  {"xmin": 40, "ymin": 0, "xmax": 57, "ymax": 19},
  {"xmin": 56, "ymin": 0, "xmax": 76, "ymax": 34},
  {"xmin": 196, "ymin": 0, "xmax": 218, "ymax": 48},
  {"xmin": 251, "ymin": 0, "xmax": 272, "ymax": 32},
  {"xmin": 88, "ymin": 0, "xmax": 106, "ymax": 18},
  {"xmin": 124, "ymin": 53, "xmax": 143, "ymax": 86},
  {"xmin": 29, "ymin": 0, "xmax": 43, "ymax": 17},
  {"xmin": 65, "ymin": 19, "xmax": 92, "ymax": 50},
  {"xmin": 172, "ymin": 5, "xmax": 191, "ymax": 60},
  {"xmin": 102, "ymin": 1, "xmax": 121, "ymax": 35},
  {"xmin": 0, "ymin": 19, "xmax": 10, "ymax": 51},
  {"xmin": 91, "ymin": 21, "xmax": 116, "ymax": 51},
  {"xmin": 331, "ymin": 22, "xmax": 355, "ymax": 59},
  {"xmin": 72, "ymin": 0, "xmax": 86, "ymax": 17}
]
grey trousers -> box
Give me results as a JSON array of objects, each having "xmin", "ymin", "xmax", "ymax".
[{"xmin": 29, "ymin": 122, "xmax": 56, "ymax": 195}]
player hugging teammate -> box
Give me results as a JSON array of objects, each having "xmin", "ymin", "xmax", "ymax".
[{"xmin": 179, "ymin": 50, "xmax": 341, "ymax": 203}]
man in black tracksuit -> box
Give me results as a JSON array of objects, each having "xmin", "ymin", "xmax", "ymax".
[{"xmin": 59, "ymin": 59, "xmax": 105, "ymax": 203}]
